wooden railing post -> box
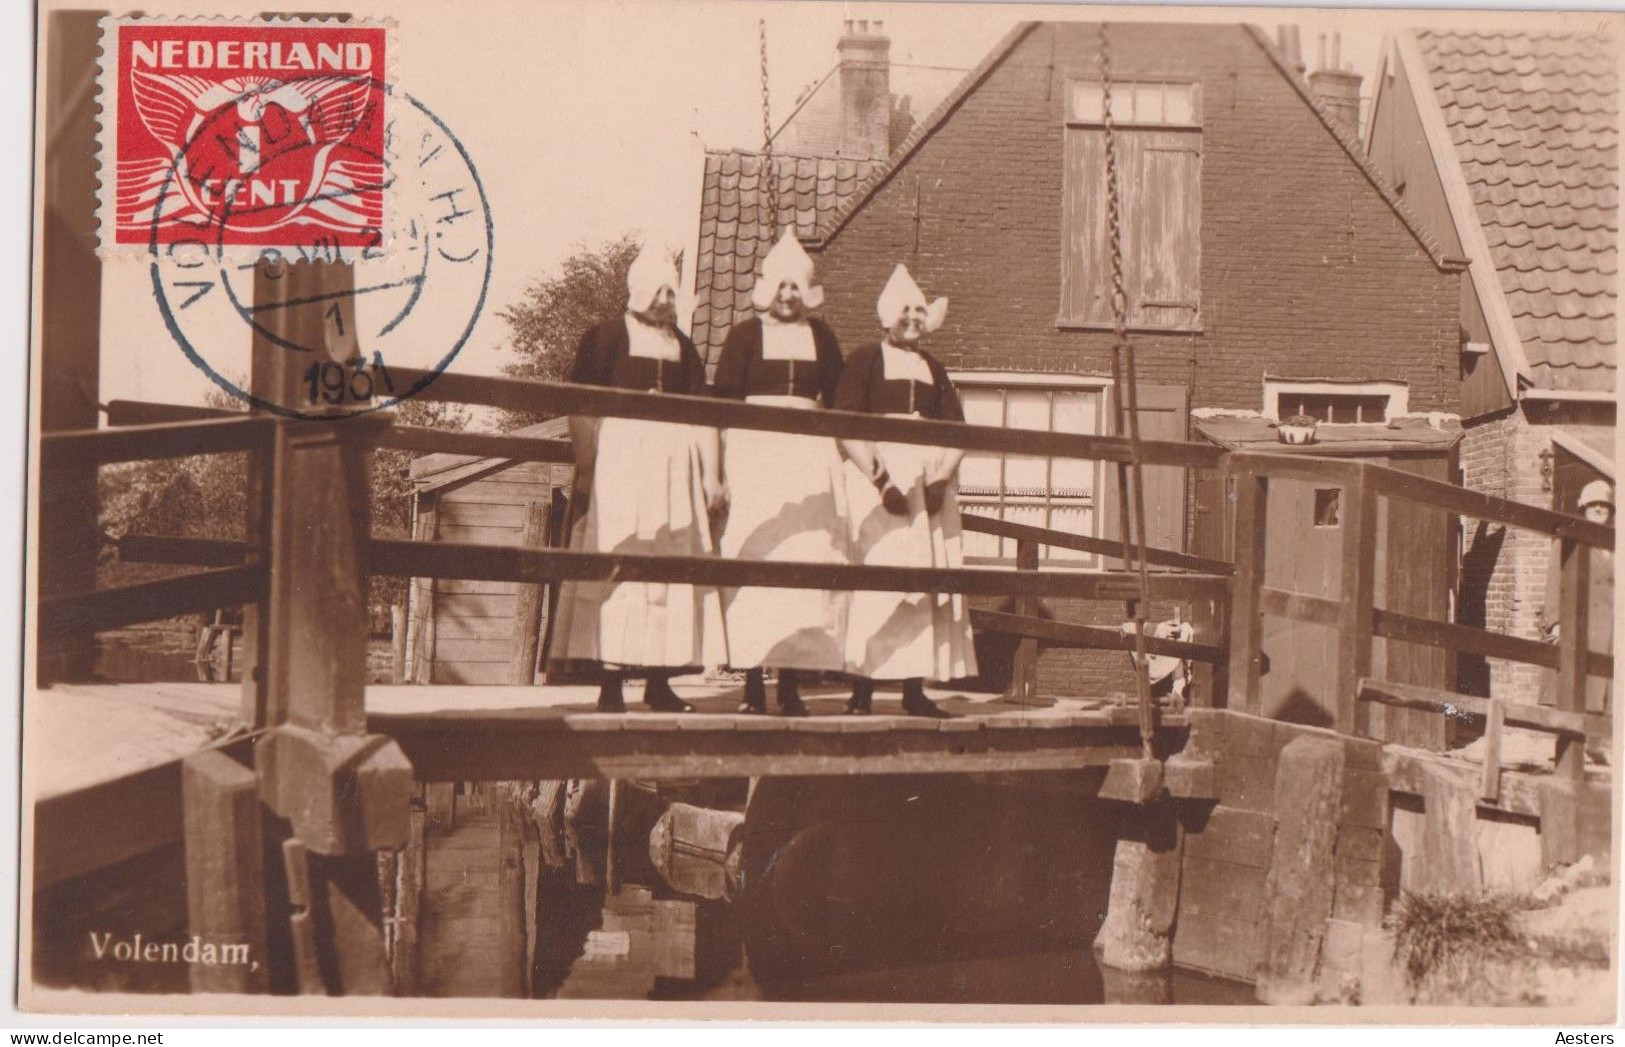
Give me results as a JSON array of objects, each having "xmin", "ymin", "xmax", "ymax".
[
  {"xmin": 1336, "ymin": 469, "xmax": 1377, "ymax": 736},
  {"xmin": 1007, "ymin": 537, "xmax": 1042, "ymax": 706},
  {"xmin": 1555, "ymin": 537, "xmax": 1592, "ymax": 783},
  {"xmin": 1226, "ymin": 471, "xmax": 1268, "ymax": 714},
  {"xmin": 249, "ymin": 260, "xmax": 415, "ymax": 994}
]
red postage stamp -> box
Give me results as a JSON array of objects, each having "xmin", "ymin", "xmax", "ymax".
[{"xmin": 99, "ymin": 17, "xmax": 391, "ymax": 256}]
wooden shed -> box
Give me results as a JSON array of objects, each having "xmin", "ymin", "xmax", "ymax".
[
  {"xmin": 405, "ymin": 418, "xmax": 573, "ymax": 684},
  {"xmin": 1191, "ymin": 415, "xmax": 1462, "ymax": 747}
]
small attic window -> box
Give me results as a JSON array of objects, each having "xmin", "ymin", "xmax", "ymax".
[
  {"xmin": 1069, "ymin": 80, "xmax": 1201, "ymax": 127},
  {"xmin": 1264, "ymin": 380, "xmax": 1408, "ymax": 424}
]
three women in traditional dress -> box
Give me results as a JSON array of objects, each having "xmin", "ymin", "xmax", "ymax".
[
  {"xmin": 553, "ymin": 244, "xmax": 727, "ymax": 713},
  {"xmin": 556, "ymin": 239, "xmax": 975, "ymax": 719}
]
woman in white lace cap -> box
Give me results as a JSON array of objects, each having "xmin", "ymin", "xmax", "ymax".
[
  {"xmin": 713, "ymin": 230, "xmax": 850, "ymax": 716},
  {"xmin": 834, "ymin": 264, "xmax": 977, "ymax": 718},
  {"xmin": 551, "ymin": 243, "xmax": 727, "ymax": 713}
]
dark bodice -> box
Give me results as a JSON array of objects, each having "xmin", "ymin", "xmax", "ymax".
[
  {"xmin": 712, "ymin": 317, "xmax": 843, "ymax": 404},
  {"xmin": 832, "ymin": 342, "xmax": 964, "ymax": 421},
  {"xmin": 569, "ymin": 316, "xmax": 708, "ymax": 395}
]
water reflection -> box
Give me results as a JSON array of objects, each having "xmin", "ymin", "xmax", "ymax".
[{"xmin": 524, "ymin": 775, "xmax": 1254, "ymax": 1005}]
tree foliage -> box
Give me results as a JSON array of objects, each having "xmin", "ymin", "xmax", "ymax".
[
  {"xmin": 98, "ymin": 387, "xmax": 469, "ymax": 631},
  {"xmin": 497, "ymin": 234, "xmax": 640, "ymax": 429}
]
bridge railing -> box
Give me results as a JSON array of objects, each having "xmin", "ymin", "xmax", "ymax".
[{"xmin": 1224, "ymin": 451, "xmax": 1614, "ymax": 786}]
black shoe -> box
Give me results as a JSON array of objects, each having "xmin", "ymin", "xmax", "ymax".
[
  {"xmin": 596, "ymin": 680, "xmax": 626, "ymax": 713},
  {"xmin": 644, "ymin": 678, "xmax": 695, "ymax": 713},
  {"xmin": 902, "ymin": 681, "xmax": 952, "ymax": 719},
  {"xmin": 845, "ymin": 680, "xmax": 874, "ymax": 716},
  {"xmin": 738, "ymin": 669, "xmax": 768, "ymax": 715},
  {"xmin": 777, "ymin": 672, "xmax": 809, "ymax": 717}
]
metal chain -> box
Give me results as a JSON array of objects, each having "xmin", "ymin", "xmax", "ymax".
[
  {"xmin": 1099, "ymin": 23, "xmax": 1158, "ymax": 759},
  {"xmin": 759, "ymin": 19, "xmax": 781, "ymax": 235}
]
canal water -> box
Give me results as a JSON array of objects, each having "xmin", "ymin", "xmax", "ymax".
[{"xmin": 527, "ymin": 775, "xmax": 1257, "ymax": 1005}]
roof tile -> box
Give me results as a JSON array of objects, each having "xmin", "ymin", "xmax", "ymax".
[{"xmin": 1418, "ymin": 29, "xmax": 1619, "ymax": 390}]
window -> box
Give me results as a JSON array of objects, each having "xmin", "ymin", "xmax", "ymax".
[
  {"xmin": 1264, "ymin": 380, "xmax": 1408, "ymax": 424},
  {"xmin": 1062, "ymin": 80, "xmax": 1201, "ymax": 330},
  {"xmin": 1314, "ymin": 488, "xmax": 1342, "ymax": 528},
  {"xmin": 955, "ymin": 375, "xmax": 1107, "ymax": 566}
]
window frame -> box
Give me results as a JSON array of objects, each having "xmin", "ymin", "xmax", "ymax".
[
  {"xmin": 1262, "ymin": 379, "xmax": 1410, "ymax": 424},
  {"xmin": 952, "ymin": 371, "xmax": 1112, "ymax": 569},
  {"xmin": 1059, "ymin": 78, "xmax": 1204, "ymax": 333}
]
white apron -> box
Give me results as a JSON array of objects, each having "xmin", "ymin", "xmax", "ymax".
[
  {"xmin": 554, "ymin": 416, "xmax": 727, "ymax": 669},
  {"xmin": 843, "ymin": 422, "xmax": 979, "ymax": 681},
  {"xmin": 719, "ymin": 395, "xmax": 851, "ymax": 670}
]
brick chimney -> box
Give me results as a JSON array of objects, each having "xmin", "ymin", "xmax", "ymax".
[
  {"xmin": 837, "ymin": 19, "xmax": 891, "ymax": 161},
  {"xmin": 1308, "ymin": 31, "xmax": 1363, "ymax": 142}
]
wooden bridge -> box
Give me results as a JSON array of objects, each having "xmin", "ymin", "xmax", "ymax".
[{"xmin": 30, "ymin": 277, "xmax": 1615, "ymax": 999}]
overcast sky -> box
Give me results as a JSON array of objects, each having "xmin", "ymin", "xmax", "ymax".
[{"xmin": 81, "ymin": 0, "xmax": 1597, "ymax": 420}]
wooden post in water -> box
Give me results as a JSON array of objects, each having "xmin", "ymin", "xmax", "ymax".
[
  {"xmin": 1226, "ymin": 472, "xmax": 1268, "ymax": 714},
  {"xmin": 1335, "ymin": 470, "xmax": 1377, "ymax": 737},
  {"xmin": 511, "ymin": 501, "xmax": 549, "ymax": 685},
  {"xmin": 182, "ymin": 749, "xmax": 271, "ymax": 993},
  {"xmin": 1093, "ymin": 800, "xmax": 1182, "ymax": 972}
]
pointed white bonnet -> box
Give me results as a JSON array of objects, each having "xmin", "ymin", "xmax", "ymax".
[
  {"xmin": 751, "ymin": 229, "xmax": 825, "ymax": 311},
  {"xmin": 626, "ymin": 242, "xmax": 681, "ymax": 315},
  {"xmin": 876, "ymin": 264, "xmax": 947, "ymax": 333}
]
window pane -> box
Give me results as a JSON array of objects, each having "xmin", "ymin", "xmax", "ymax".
[
  {"xmin": 1003, "ymin": 390, "xmax": 1050, "ymax": 492},
  {"xmin": 1072, "ymin": 81, "xmax": 1104, "ymax": 122},
  {"xmin": 958, "ymin": 388, "xmax": 1003, "ymax": 491},
  {"xmin": 959, "ymin": 500, "xmax": 1003, "ymax": 559},
  {"xmin": 1164, "ymin": 83, "xmax": 1196, "ymax": 124},
  {"xmin": 1046, "ymin": 504, "xmax": 1094, "ymax": 562},
  {"xmin": 1051, "ymin": 392, "xmax": 1099, "ymax": 495},
  {"xmin": 1133, "ymin": 83, "xmax": 1163, "ymax": 123}
]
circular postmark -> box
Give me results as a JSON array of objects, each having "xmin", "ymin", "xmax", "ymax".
[{"xmin": 149, "ymin": 74, "xmax": 492, "ymax": 420}]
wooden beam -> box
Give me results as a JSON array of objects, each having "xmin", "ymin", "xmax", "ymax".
[
  {"xmin": 1006, "ymin": 539, "xmax": 1042, "ymax": 706},
  {"xmin": 40, "ymin": 416, "xmax": 274, "ymax": 469},
  {"xmin": 183, "ymin": 749, "xmax": 270, "ymax": 993},
  {"xmin": 1227, "ymin": 472, "xmax": 1269, "ymax": 715},
  {"xmin": 117, "ymin": 534, "xmax": 252, "ymax": 567},
  {"xmin": 39, "ymin": 564, "xmax": 267, "ymax": 636},
  {"xmin": 1337, "ymin": 471, "xmax": 1377, "ymax": 735},
  {"xmin": 1371, "ymin": 464, "xmax": 1612, "ymax": 549},
  {"xmin": 1260, "ymin": 587, "xmax": 1342, "ymax": 627},
  {"xmin": 972, "ymin": 610, "xmax": 1224, "ymax": 663},
  {"xmin": 384, "ymin": 367, "xmax": 1225, "ymax": 469},
  {"xmin": 1228, "ymin": 452, "xmax": 1367, "ymax": 486},
  {"xmin": 369, "ymin": 538, "xmax": 1233, "ymax": 601},
  {"xmin": 1373, "ymin": 607, "xmax": 1611, "ymax": 677},
  {"xmin": 370, "ymin": 714, "xmax": 1157, "ymax": 781},
  {"xmin": 1356, "ymin": 677, "xmax": 1609, "ymax": 740},
  {"xmin": 962, "ymin": 513, "xmax": 1233, "ymax": 575},
  {"xmin": 105, "ymin": 400, "xmax": 235, "ymax": 426},
  {"xmin": 1556, "ymin": 538, "xmax": 1591, "ymax": 782},
  {"xmin": 510, "ymin": 502, "xmax": 548, "ymax": 685},
  {"xmin": 375, "ymin": 425, "xmax": 573, "ymax": 464}
]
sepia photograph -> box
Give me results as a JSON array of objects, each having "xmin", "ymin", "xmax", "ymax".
[{"xmin": 16, "ymin": 0, "xmax": 1622, "ymax": 1023}]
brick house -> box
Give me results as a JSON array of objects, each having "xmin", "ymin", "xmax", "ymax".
[
  {"xmin": 692, "ymin": 20, "xmax": 1467, "ymax": 697},
  {"xmin": 1365, "ymin": 29, "xmax": 1618, "ymax": 701}
]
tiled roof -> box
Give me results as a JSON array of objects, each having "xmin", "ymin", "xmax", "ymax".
[
  {"xmin": 1416, "ymin": 30, "xmax": 1619, "ymax": 391},
  {"xmin": 691, "ymin": 151, "xmax": 878, "ymax": 367}
]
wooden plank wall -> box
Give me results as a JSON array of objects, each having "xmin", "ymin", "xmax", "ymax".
[{"xmin": 420, "ymin": 464, "xmax": 559, "ymax": 685}]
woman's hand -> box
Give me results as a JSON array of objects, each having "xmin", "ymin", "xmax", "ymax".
[
  {"xmin": 923, "ymin": 479, "xmax": 949, "ymax": 515},
  {"xmin": 704, "ymin": 475, "xmax": 730, "ymax": 520}
]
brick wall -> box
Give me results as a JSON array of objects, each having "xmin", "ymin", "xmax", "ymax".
[
  {"xmin": 807, "ymin": 22, "xmax": 1461, "ymax": 698},
  {"xmin": 1458, "ymin": 406, "xmax": 1614, "ymax": 702}
]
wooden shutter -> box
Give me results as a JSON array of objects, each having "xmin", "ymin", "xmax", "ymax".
[
  {"xmin": 1063, "ymin": 128, "xmax": 1200, "ymax": 327},
  {"xmin": 1100, "ymin": 383, "xmax": 1190, "ymax": 567},
  {"xmin": 1062, "ymin": 128, "xmax": 1110, "ymax": 323},
  {"xmin": 1127, "ymin": 130, "xmax": 1201, "ymax": 329}
]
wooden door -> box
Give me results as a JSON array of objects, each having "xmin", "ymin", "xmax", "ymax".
[{"xmin": 1258, "ymin": 477, "xmax": 1342, "ymax": 726}]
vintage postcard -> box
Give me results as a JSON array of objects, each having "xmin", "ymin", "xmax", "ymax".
[{"xmin": 19, "ymin": 0, "xmax": 1623, "ymax": 1023}]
